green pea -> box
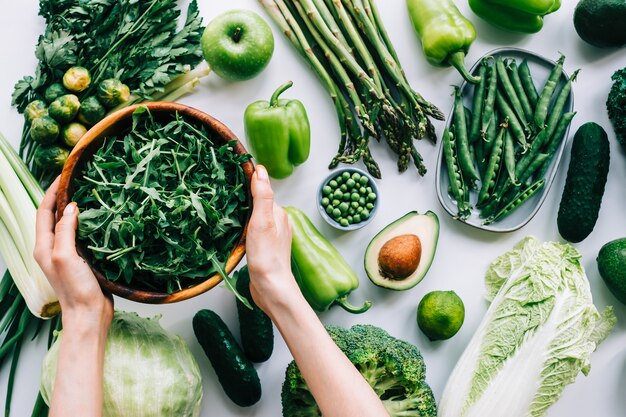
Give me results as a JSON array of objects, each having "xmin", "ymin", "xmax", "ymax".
[
  {"xmin": 351, "ymin": 172, "xmax": 361, "ymax": 181},
  {"xmin": 329, "ymin": 180, "xmax": 338, "ymax": 188},
  {"xmin": 332, "ymin": 199, "xmax": 341, "ymax": 207},
  {"xmin": 351, "ymin": 193, "xmax": 360, "ymax": 202},
  {"xmin": 340, "ymin": 184, "xmax": 348, "ymax": 192},
  {"xmin": 326, "ymin": 205, "xmax": 334, "ymax": 215},
  {"xmin": 339, "ymin": 202, "xmax": 349, "ymax": 213},
  {"xmin": 357, "ymin": 206, "xmax": 364, "ymax": 213},
  {"xmin": 367, "ymin": 192, "xmax": 377, "ymax": 202},
  {"xmin": 359, "ymin": 197, "xmax": 366, "ymax": 206},
  {"xmin": 361, "ymin": 209, "xmax": 370, "ymax": 219},
  {"xmin": 366, "ymin": 187, "xmax": 372, "ymax": 193},
  {"xmin": 346, "ymin": 178, "xmax": 356, "ymax": 188},
  {"xmin": 340, "ymin": 218, "xmax": 349, "ymax": 227},
  {"xmin": 348, "ymin": 208, "xmax": 356, "ymax": 216},
  {"xmin": 321, "ymin": 197, "xmax": 330, "ymax": 207},
  {"xmin": 347, "ymin": 216, "xmax": 353, "ymax": 223},
  {"xmin": 359, "ymin": 187, "xmax": 367, "ymax": 195},
  {"xmin": 366, "ymin": 203, "xmax": 374, "ymax": 210},
  {"xmin": 359, "ymin": 176, "xmax": 369, "ymax": 186},
  {"xmin": 342, "ymin": 171, "xmax": 351, "ymax": 180},
  {"xmin": 342, "ymin": 193, "xmax": 351, "ymax": 202},
  {"xmin": 350, "ymin": 201, "xmax": 359, "ymax": 208},
  {"xmin": 332, "ymin": 208, "xmax": 341, "ymax": 218},
  {"xmin": 322, "ymin": 186, "xmax": 332, "ymax": 196},
  {"xmin": 333, "ymin": 189, "xmax": 343, "ymax": 199},
  {"xmin": 353, "ymin": 214, "xmax": 362, "ymax": 223}
]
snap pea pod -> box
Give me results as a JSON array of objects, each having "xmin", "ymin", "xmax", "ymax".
[
  {"xmin": 504, "ymin": 130, "xmax": 518, "ymax": 185},
  {"xmin": 535, "ymin": 53, "xmax": 565, "ymax": 128},
  {"xmin": 470, "ymin": 63, "xmax": 488, "ymax": 144},
  {"xmin": 481, "ymin": 63, "xmax": 497, "ymax": 135},
  {"xmin": 514, "ymin": 130, "xmax": 549, "ymax": 179},
  {"xmin": 496, "ymin": 58, "xmax": 529, "ymax": 130},
  {"xmin": 535, "ymin": 111, "xmax": 577, "ymax": 179},
  {"xmin": 495, "ymin": 92, "xmax": 527, "ymax": 148},
  {"xmin": 507, "ymin": 61, "xmax": 534, "ymax": 124},
  {"xmin": 543, "ymin": 70, "xmax": 578, "ymax": 140},
  {"xmin": 519, "ymin": 153, "xmax": 549, "ymax": 183},
  {"xmin": 442, "ymin": 128, "xmax": 471, "ymax": 219},
  {"xmin": 454, "ymin": 87, "xmax": 480, "ymax": 183},
  {"xmin": 477, "ymin": 123, "xmax": 506, "ymax": 205},
  {"xmin": 518, "ymin": 59, "xmax": 538, "ymax": 108},
  {"xmin": 483, "ymin": 112, "xmax": 498, "ymax": 157},
  {"xmin": 484, "ymin": 179, "xmax": 545, "ymax": 225}
]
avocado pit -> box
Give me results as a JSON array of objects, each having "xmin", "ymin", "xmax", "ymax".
[{"xmin": 378, "ymin": 234, "xmax": 422, "ymax": 280}]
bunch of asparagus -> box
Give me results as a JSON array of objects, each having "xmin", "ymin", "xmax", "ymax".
[{"xmin": 259, "ymin": 0, "xmax": 444, "ymax": 178}]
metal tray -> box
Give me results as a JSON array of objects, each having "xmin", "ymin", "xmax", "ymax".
[{"xmin": 435, "ymin": 47, "xmax": 574, "ymax": 233}]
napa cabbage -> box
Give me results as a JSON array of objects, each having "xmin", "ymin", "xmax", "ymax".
[{"xmin": 439, "ymin": 237, "xmax": 616, "ymax": 417}]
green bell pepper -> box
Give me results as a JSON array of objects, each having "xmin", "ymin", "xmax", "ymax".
[
  {"xmin": 285, "ymin": 207, "xmax": 371, "ymax": 314},
  {"xmin": 407, "ymin": 0, "xmax": 480, "ymax": 84},
  {"xmin": 469, "ymin": 0, "xmax": 561, "ymax": 33},
  {"xmin": 244, "ymin": 81, "xmax": 310, "ymax": 179}
]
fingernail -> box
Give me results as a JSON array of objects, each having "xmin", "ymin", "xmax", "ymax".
[
  {"xmin": 64, "ymin": 203, "xmax": 75, "ymax": 216},
  {"xmin": 256, "ymin": 166, "xmax": 269, "ymax": 182}
]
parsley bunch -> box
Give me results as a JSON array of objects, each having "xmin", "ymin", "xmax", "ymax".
[
  {"xmin": 12, "ymin": 0, "xmax": 205, "ymax": 183},
  {"xmin": 73, "ymin": 108, "xmax": 250, "ymax": 294}
]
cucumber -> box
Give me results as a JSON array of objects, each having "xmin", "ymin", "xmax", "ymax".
[
  {"xmin": 192, "ymin": 309, "xmax": 261, "ymax": 407},
  {"xmin": 236, "ymin": 266, "xmax": 274, "ymax": 362},
  {"xmin": 557, "ymin": 122, "xmax": 610, "ymax": 243}
]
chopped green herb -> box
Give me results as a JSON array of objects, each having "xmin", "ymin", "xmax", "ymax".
[{"xmin": 73, "ymin": 108, "xmax": 250, "ymax": 294}]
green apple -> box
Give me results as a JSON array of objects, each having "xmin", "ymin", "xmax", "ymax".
[{"xmin": 201, "ymin": 10, "xmax": 275, "ymax": 81}]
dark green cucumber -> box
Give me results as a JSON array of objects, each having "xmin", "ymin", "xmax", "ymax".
[
  {"xmin": 236, "ymin": 266, "xmax": 274, "ymax": 363},
  {"xmin": 192, "ymin": 309, "xmax": 261, "ymax": 407},
  {"xmin": 557, "ymin": 122, "xmax": 610, "ymax": 243}
]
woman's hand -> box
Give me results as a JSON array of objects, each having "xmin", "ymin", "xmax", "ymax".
[
  {"xmin": 245, "ymin": 165, "xmax": 302, "ymax": 316},
  {"xmin": 33, "ymin": 177, "xmax": 113, "ymax": 329}
]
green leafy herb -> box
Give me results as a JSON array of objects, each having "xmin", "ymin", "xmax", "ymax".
[{"xmin": 73, "ymin": 108, "xmax": 250, "ymax": 294}]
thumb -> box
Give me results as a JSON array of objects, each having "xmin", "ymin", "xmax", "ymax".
[
  {"xmin": 54, "ymin": 202, "xmax": 79, "ymax": 256},
  {"xmin": 250, "ymin": 166, "xmax": 276, "ymax": 228}
]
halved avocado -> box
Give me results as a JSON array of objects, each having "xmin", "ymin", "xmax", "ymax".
[{"xmin": 364, "ymin": 211, "xmax": 439, "ymax": 290}]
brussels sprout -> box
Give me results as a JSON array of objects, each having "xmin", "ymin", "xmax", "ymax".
[
  {"xmin": 34, "ymin": 145, "xmax": 69, "ymax": 170},
  {"xmin": 24, "ymin": 100, "xmax": 48, "ymax": 124},
  {"xmin": 77, "ymin": 96, "xmax": 106, "ymax": 125},
  {"xmin": 44, "ymin": 83, "xmax": 68, "ymax": 103},
  {"xmin": 97, "ymin": 79, "xmax": 131, "ymax": 108},
  {"xmin": 30, "ymin": 116, "xmax": 60, "ymax": 145},
  {"xmin": 62, "ymin": 66, "xmax": 92, "ymax": 93},
  {"xmin": 62, "ymin": 122, "xmax": 87, "ymax": 147},
  {"xmin": 49, "ymin": 94, "xmax": 80, "ymax": 124}
]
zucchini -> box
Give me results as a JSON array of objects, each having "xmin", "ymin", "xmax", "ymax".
[
  {"xmin": 557, "ymin": 122, "xmax": 610, "ymax": 243},
  {"xmin": 236, "ymin": 266, "xmax": 274, "ymax": 362},
  {"xmin": 192, "ymin": 309, "xmax": 261, "ymax": 407}
]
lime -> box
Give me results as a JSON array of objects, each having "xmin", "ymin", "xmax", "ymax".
[{"xmin": 417, "ymin": 290, "xmax": 465, "ymax": 341}]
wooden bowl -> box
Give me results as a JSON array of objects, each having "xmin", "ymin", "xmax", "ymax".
[{"xmin": 57, "ymin": 102, "xmax": 254, "ymax": 304}]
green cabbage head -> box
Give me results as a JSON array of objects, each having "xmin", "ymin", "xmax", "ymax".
[{"xmin": 40, "ymin": 311, "xmax": 203, "ymax": 417}]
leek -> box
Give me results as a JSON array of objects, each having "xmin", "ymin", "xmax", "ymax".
[{"xmin": 0, "ymin": 132, "xmax": 58, "ymax": 319}]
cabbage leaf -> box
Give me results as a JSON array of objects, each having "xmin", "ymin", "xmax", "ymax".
[{"xmin": 439, "ymin": 237, "xmax": 616, "ymax": 417}]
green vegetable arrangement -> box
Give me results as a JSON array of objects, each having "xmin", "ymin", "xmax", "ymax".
[
  {"xmin": 282, "ymin": 324, "xmax": 437, "ymax": 417},
  {"xmin": 73, "ymin": 108, "xmax": 250, "ymax": 295},
  {"xmin": 259, "ymin": 0, "xmax": 444, "ymax": 178},
  {"xmin": 41, "ymin": 311, "xmax": 203, "ymax": 417},
  {"xmin": 11, "ymin": 0, "xmax": 206, "ymax": 185},
  {"xmin": 439, "ymin": 237, "xmax": 616, "ymax": 417},
  {"xmin": 442, "ymin": 54, "xmax": 576, "ymax": 224}
]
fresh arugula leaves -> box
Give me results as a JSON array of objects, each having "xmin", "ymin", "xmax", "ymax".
[{"xmin": 73, "ymin": 108, "xmax": 250, "ymax": 294}]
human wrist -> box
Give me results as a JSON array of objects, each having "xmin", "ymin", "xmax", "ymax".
[{"xmin": 61, "ymin": 303, "xmax": 112, "ymax": 335}]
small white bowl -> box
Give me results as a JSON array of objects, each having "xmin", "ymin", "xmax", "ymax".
[{"xmin": 317, "ymin": 168, "xmax": 379, "ymax": 231}]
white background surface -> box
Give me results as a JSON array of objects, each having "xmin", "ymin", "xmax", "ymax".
[{"xmin": 1, "ymin": 1, "xmax": 626, "ymax": 416}]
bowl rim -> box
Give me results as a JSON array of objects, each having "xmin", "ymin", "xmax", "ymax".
[
  {"xmin": 316, "ymin": 167, "xmax": 379, "ymax": 231},
  {"xmin": 57, "ymin": 102, "xmax": 254, "ymax": 304}
]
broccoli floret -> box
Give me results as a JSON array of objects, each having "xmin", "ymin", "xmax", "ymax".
[
  {"xmin": 607, "ymin": 68, "xmax": 626, "ymax": 146},
  {"xmin": 281, "ymin": 324, "xmax": 437, "ymax": 417}
]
